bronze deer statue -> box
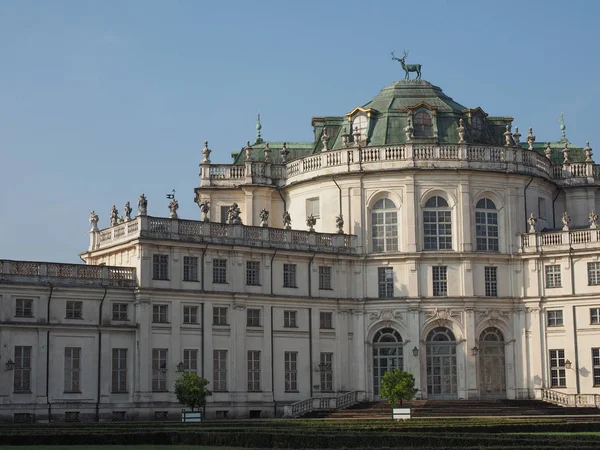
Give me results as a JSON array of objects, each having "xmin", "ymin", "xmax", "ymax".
[{"xmin": 391, "ymin": 50, "xmax": 422, "ymax": 80}]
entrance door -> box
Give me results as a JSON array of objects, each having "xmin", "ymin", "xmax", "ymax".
[
  {"xmin": 426, "ymin": 327, "xmax": 457, "ymax": 399},
  {"xmin": 372, "ymin": 328, "xmax": 403, "ymax": 396},
  {"xmin": 479, "ymin": 327, "xmax": 506, "ymax": 399}
]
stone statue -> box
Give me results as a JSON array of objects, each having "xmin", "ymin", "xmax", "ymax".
[
  {"xmin": 201, "ymin": 141, "xmax": 211, "ymax": 164},
  {"xmin": 227, "ymin": 202, "xmax": 242, "ymax": 225},
  {"xmin": 306, "ymin": 214, "xmax": 317, "ymax": 232},
  {"xmin": 585, "ymin": 142, "xmax": 593, "ymax": 163},
  {"xmin": 513, "ymin": 127, "xmax": 521, "ymax": 146},
  {"xmin": 457, "ymin": 119, "xmax": 466, "ymax": 144},
  {"xmin": 283, "ymin": 210, "xmax": 292, "ymax": 230},
  {"xmin": 264, "ymin": 143, "xmax": 271, "ymax": 163},
  {"xmin": 528, "ymin": 213, "xmax": 537, "ymax": 234},
  {"xmin": 138, "ymin": 193, "xmax": 148, "ymax": 216},
  {"xmin": 561, "ymin": 212, "xmax": 571, "ymax": 231},
  {"xmin": 391, "ymin": 50, "xmax": 422, "ymax": 80},
  {"xmin": 280, "ymin": 142, "xmax": 289, "ymax": 163},
  {"xmin": 563, "ymin": 142, "xmax": 570, "ymax": 164},
  {"xmin": 404, "ymin": 118, "xmax": 414, "ymax": 142},
  {"xmin": 527, "ymin": 128, "xmax": 536, "ymax": 151},
  {"xmin": 124, "ymin": 201, "xmax": 132, "ymax": 221},
  {"xmin": 341, "ymin": 127, "xmax": 350, "ymax": 147},
  {"xmin": 110, "ymin": 205, "xmax": 119, "ymax": 227},
  {"xmin": 335, "ymin": 214, "xmax": 344, "ymax": 234},
  {"xmin": 245, "ymin": 141, "xmax": 252, "ymax": 162},
  {"xmin": 352, "ymin": 126, "xmax": 361, "ymax": 146},
  {"xmin": 589, "ymin": 210, "xmax": 598, "ymax": 229},
  {"xmin": 89, "ymin": 210, "xmax": 99, "ymax": 232},
  {"xmin": 259, "ymin": 209, "xmax": 269, "ymax": 227},
  {"xmin": 321, "ymin": 127, "xmax": 329, "ymax": 151},
  {"xmin": 199, "ymin": 200, "xmax": 210, "ymax": 222},
  {"xmin": 168, "ymin": 199, "xmax": 179, "ymax": 219},
  {"xmin": 544, "ymin": 142, "xmax": 552, "ymax": 160},
  {"xmin": 504, "ymin": 125, "xmax": 512, "ymax": 147}
]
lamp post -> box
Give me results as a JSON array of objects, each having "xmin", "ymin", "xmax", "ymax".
[{"xmin": 5, "ymin": 359, "xmax": 15, "ymax": 371}]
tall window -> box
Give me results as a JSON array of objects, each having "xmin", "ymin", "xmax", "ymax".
[
  {"xmin": 484, "ymin": 266, "xmax": 498, "ymax": 297},
  {"xmin": 184, "ymin": 349, "xmax": 197, "ymax": 372},
  {"xmin": 378, "ymin": 267, "xmax": 394, "ymax": 298},
  {"xmin": 320, "ymin": 352, "xmax": 333, "ymax": 392},
  {"xmin": 588, "ymin": 262, "xmax": 600, "ymax": 285},
  {"xmin": 183, "ymin": 256, "xmax": 198, "ymax": 281},
  {"xmin": 152, "ymin": 349, "xmax": 168, "ymax": 391},
  {"xmin": 247, "ymin": 308, "xmax": 261, "ymax": 327},
  {"xmin": 414, "ymin": 111, "xmax": 433, "ymax": 137},
  {"xmin": 423, "ymin": 196, "xmax": 452, "ymax": 250},
  {"xmin": 284, "ymin": 310, "xmax": 297, "ymax": 328},
  {"xmin": 64, "ymin": 347, "xmax": 81, "ymax": 392},
  {"xmin": 14, "ymin": 346, "xmax": 32, "ymax": 393},
  {"xmin": 371, "ymin": 198, "xmax": 398, "ymax": 252},
  {"xmin": 183, "ymin": 306, "xmax": 198, "ymax": 324},
  {"xmin": 213, "ymin": 307, "xmax": 228, "ymax": 325},
  {"xmin": 319, "ymin": 266, "xmax": 332, "ymax": 290},
  {"xmin": 152, "ymin": 304, "xmax": 168, "ymax": 323},
  {"xmin": 247, "ymin": 350, "xmax": 261, "ymax": 392},
  {"xmin": 213, "ymin": 258, "xmax": 227, "ymax": 284},
  {"xmin": 352, "ymin": 115, "xmax": 368, "ymax": 142},
  {"xmin": 547, "ymin": 310, "xmax": 563, "ymax": 327},
  {"xmin": 320, "ymin": 311, "xmax": 333, "ymax": 329},
  {"xmin": 545, "ymin": 265, "xmax": 561, "ymax": 288},
  {"xmin": 538, "ymin": 197, "xmax": 547, "ymax": 219},
  {"xmin": 591, "ymin": 308, "xmax": 600, "ymax": 325},
  {"xmin": 593, "ymin": 348, "xmax": 600, "ymax": 386},
  {"xmin": 471, "ymin": 115, "xmax": 484, "ymax": 135},
  {"xmin": 306, "ymin": 197, "xmax": 320, "ymax": 219},
  {"xmin": 283, "ymin": 264, "xmax": 297, "ymax": 288},
  {"xmin": 66, "ymin": 301, "xmax": 83, "ymax": 319},
  {"xmin": 549, "ymin": 349, "xmax": 566, "ymax": 387},
  {"xmin": 246, "ymin": 261, "xmax": 261, "ymax": 286},
  {"xmin": 475, "ymin": 198, "xmax": 499, "ymax": 252},
  {"xmin": 153, "ymin": 254, "xmax": 169, "ymax": 280},
  {"xmin": 284, "ymin": 351, "xmax": 298, "ymax": 392},
  {"xmin": 220, "ymin": 205, "xmax": 229, "ymax": 224},
  {"xmin": 213, "ymin": 350, "xmax": 227, "ymax": 391},
  {"xmin": 112, "ymin": 303, "xmax": 128, "ymax": 320},
  {"xmin": 15, "ymin": 299, "xmax": 33, "ymax": 317},
  {"xmin": 432, "ymin": 266, "xmax": 448, "ymax": 296},
  {"xmin": 112, "ymin": 349, "xmax": 127, "ymax": 393}
]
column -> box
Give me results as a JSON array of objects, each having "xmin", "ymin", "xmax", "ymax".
[
  {"xmin": 134, "ymin": 294, "xmax": 152, "ymax": 405},
  {"xmin": 464, "ymin": 308, "xmax": 477, "ymax": 399},
  {"xmin": 405, "ymin": 179, "xmax": 417, "ymax": 252},
  {"xmin": 458, "ymin": 178, "xmax": 472, "ymax": 252}
]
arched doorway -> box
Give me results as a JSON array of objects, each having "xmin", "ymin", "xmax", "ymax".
[
  {"xmin": 372, "ymin": 328, "xmax": 403, "ymax": 395},
  {"xmin": 479, "ymin": 327, "xmax": 506, "ymax": 399},
  {"xmin": 426, "ymin": 327, "xmax": 457, "ymax": 399}
]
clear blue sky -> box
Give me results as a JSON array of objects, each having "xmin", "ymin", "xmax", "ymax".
[{"xmin": 1, "ymin": 0, "xmax": 599, "ymax": 263}]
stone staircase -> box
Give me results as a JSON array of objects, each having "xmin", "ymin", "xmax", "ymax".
[{"xmin": 303, "ymin": 399, "xmax": 600, "ymax": 419}]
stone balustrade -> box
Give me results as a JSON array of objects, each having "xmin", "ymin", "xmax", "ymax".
[
  {"xmin": 90, "ymin": 216, "xmax": 357, "ymax": 254},
  {"xmin": 283, "ymin": 391, "xmax": 364, "ymax": 418},
  {"xmin": 0, "ymin": 260, "xmax": 136, "ymax": 287},
  {"xmin": 521, "ymin": 228, "xmax": 600, "ymax": 253},
  {"xmin": 537, "ymin": 388, "xmax": 600, "ymax": 408}
]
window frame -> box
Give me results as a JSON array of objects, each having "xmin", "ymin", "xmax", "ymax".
[
  {"xmin": 484, "ymin": 266, "xmax": 498, "ymax": 297},
  {"xmin": 64, "ymin": 347, "xmax": 81, "ymax": 393},
  {"xmin": 183, "ymin": 256, "xmax": 199, "ymax": 282},
  {"xmin": 65, "ymin": 301, "xmax": 83, "ymax": 319},
  {"xmin": 284, "ymin": 310, "xmax": 298, "ymax": 328},
  {"xmin": 247, "ymin": 308, "xmax": 261, "ymax": 327},
  {"xmin": 432, "ymin": 266, "xmax": 448, "ymax": 297},
  {"xmin": 591, "ymin": 308, "xmax": 600, "ymax": 325},
  {"xmin": 592, "ymin": 348, "xmax": 600, "ymax": 386},
  {"xmin": 423, "ymin": 196, "xmax": 452, "ymax": 251},
  {"xmin": 15, "ymin": 298, "xmax": 33, "ymax": 318},
  {"xmin": 247, "ymin": 350, "xmax": 261, "ymax": 392},
  {"xmin": 545, "ymin": 265, "xmax": 562, "ymax": 289},
  {"xmin": 284, "ymin": 351, "xmax": 298, "ymax": 392},
  {"xmin": 246, "ymin": 261, "xmax": 261, "ymax": 286},
  {"xmin": 14, "ymin": 346, "xmax": 32, "ymax": 393},
  {"xmin": 371, "ymin": 198, "xmax": 398, "ymax": 253},
  {"xmin": 152, "ymin": 304, "xmax": 169, "ymax": 323},
  {"xmin": 318, "ymin": 265, "xmax": 332, "ymax": 290},
  {"xmin": 377, "ymin": 267, "xmax": 394, "ymax": 298},
  {"xmin": 112, "ymin": 303, "xmax": 128, "ymax": 321},
  {"xmin": 320, "ymin": 352, "xmax": 333, "ymax": 392},
  {"xmin": 588, "ymin": 262, "xmax": 600, "ymax": 286},
  {"xmin": 212, "ymin": 307, "xmax": 228, "ymax": 326},
  {"xmin": 213, "ymin": 258, "xmax": 228, "ymax": 284},
  {"xmin": 183, "ymin": 349, "xmax": 198, "ymax": 373},
  {"xmin": 319, "ymin": 311, "xmax": 333, "ymax": 330},
  {"xmin": 152, "ymin": 254, "xmax": 169, "ymax": 280},
  {"xmin": 413, "ymin": 111, "xmax": 433, "ymax": 137},
  {"xmin": 111, "ymin": 348, "xmax": 128, "ymax": 393},
  {"xmin": 213, "ymin": 349, "xmax": 227, "ymax": 392},
  {"xmin": 547, "ymin": 310, "xmax": 564, "ymax": 327},
  {"xmin": 152, "ymin": 348, "xmax": 168, "ymax": 392},
  {"xmin": 283, "ymin": 263, "xmax": 297, "ymax": 288},
  {"xmin": 549, "ymin": 349, "xmax": 566, "ymax": 388},
  {"xmin": 306, "ymin": 197, "xmax": 320, "ymax": 219},
  {"xmin": 475, "ymin": 198, "xmax": 499, "ymax": 252},
  {"xmin": 183, "ymin": 305, "xmax": 198, "ymax": 324}
]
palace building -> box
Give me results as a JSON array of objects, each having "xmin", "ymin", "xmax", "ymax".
[{"xmin": 1, "ymin": 77, "xmax": 600, "ymax": 422}]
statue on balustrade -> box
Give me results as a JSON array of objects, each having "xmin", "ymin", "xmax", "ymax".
[
  {"xmin": 260, "ymin": 209, "xmax": 269, "ymax": 227},
  {"xmin": 589, "ymin": 210, "xmax": 598, "ymax": 229},
  {"xmin": 283, "ymin": 210, "xmax": 292, "ymax": 230},
  {"xmin": 89, "ymin": 211, "xmax": 99, "ymax": 232},
  {"xmin": 124, "ymin": 201, "xmax": 132, "ymax": 221},
  {"xmin": 528, "ymin": 213, "xmax": 537, "ymax": 234},
  {"xmin": 169, "ymin": 199, "xmax": 179, "ymax": 219},
  {"xmin": 561, "ymin": 212, "xmax": 571, "ymax": 231},
  {"xmin": 306, "ymin": 214, "xmax": 317, "ymax": 232},
  {"xmin": 336, "ymin": 214, "xmax": 344, "ymax": 234},
  {"xmin": 228, "ymin": 203, "xmax": 242, "ymax": 225},
  {"xmin": 110, "ymin": 205, "xmax": 119, "ymax": 227},
  {"xmin": 138, "ymin": 193, "xmax": 148, "ymax": 216},
  {"xmin": 199, "ymin": 200, "xmax": 210, "ymax": 222}
]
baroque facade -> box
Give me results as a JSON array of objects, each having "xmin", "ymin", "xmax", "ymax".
[{"xmin": 2, "ymin": 78, "xmax": 600, "ymax": 422}]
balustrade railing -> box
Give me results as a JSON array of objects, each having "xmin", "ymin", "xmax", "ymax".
[
  {"xmin": 539, "ymin": 388, "xmax": 600, "ymax": 408},
  {"xmin": 283, "ymin": 391, "xmax": 363, "ymax": 418},
  {"xmin": 521, "ymin": 228, "xmax": 600, "ymax": 252}
]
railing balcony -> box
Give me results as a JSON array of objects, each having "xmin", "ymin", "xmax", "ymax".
[
  {"xmin": 537, "ymin": 388, "xmax": 600, "ymax": 408},
  {"xmin": 521, "ymin": 228, "xmax": 600, "ymax": 253}
]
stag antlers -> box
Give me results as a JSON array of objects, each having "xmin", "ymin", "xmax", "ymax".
[{"xmin": 391, "ymin": 50, "xmax": 409, "ymax": 62}]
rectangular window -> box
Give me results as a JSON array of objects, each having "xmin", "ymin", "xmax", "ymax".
[
  {"xmin": 152, "ymin": 349, "xmax": 168, "ymax": 391},
  {"xmin": 183, "ymin": 306, "xmax": 198, "ymax": 324},
  {"xmin": 65, "ymin": 301, "xmax": 83, "ymax": 319},
  {"xmin": 15, "ymin": 298, "xmax": 33, "ymax": 318},
  {"xmin": 213, "ymin": 307, "xmax": 228, "ymax": 325},
  {"xmin": 184, "ymin": 349, "xmax": 198, "ymax": 372},
  {"xmin": 320, "ymin": 311, "xmax": 333, "ymax": 329},
  {"xmin": 378, "ymin": 267, "xmax": 394, "ymax": 298},
  {"xmin": 152, "ymin": 254, "xmax": 169, "ymax": 280},
  {"xmin": 112, "ymin": 303, "xmax": 128, "ymax": 321},
  {"xmin": 538, "ymin": 197, "xmax": 547, "ymax": 219},
  {"xmin": 306, "ymin": 197, "xmax": 320, "ymax": 218},
  {"xmin": 284, "ymin": 351, "xmax": 298, "ymax": 392},
  {"xmin": 592, "ymin": 348, "xmax": 600, "ymax": 386},
  {"xmin": 247, "ymin": 350, "xmax": 261, "ymax": 392},
  {"xmin": 64, "ymin": 347, "xmax": 81, "ymax": 392},
  {"xmin": 14, "ymin": 346, "xmax": 32, "ymax": 393},
  {"xmin": 220, "ymin": 205, "xmax": 229, "ymax": 224},
  {"xmin": 112, "ymin": 349, "xmax": 127, "ymax": 393},
  {"xmin": 284, "ymin": 310, "xmax": 297, "ymax": 328},
  {"xmin": 283, "ymin": 264, "xmax": 297, "ymax": 288},
  {"xmin": 547, "ymin": 310, "xmax": 563, "ymax": 327},
  {"xmin": 318, "ymin": 266, "xmax": 332, "ymax": 290},
  {"xmin": 591, "ymin": 308, "xmax": 600, "ymax": 325},
  {"xmin": 246, "ymin": 261, "xmax": 261, "ymax": 286},
  {"xmin": 588, "ymin": 262, "xmax": 600, "ymax": 286},
  {"xmin": 545, "ymin": 265, "xmax": 561, "ymax": 288},
  {"xmin": 247, "ymin": 308, "xmax": 261, "ymax": 327},
  {"xmin": 183, "ymin": 256, "xmax": 198, "ymax": 281},
  {"xmin": 213, "ymin": 259, "xmax": 228, "ymax": 284},
  {"xmin": 432, "ymin": 266, "xmax": 448, "ymax": 297},
  {"xmin": 549, "ymin": 349, "xmax": 566, "ymax": 387},
  {"xmin": 320, "ymin": 352, "xmax": 333, "ymax": 392},
  {"xmin": 484, "ymin": 266, "xmax": 498, "ymax": 297},
  {"xmin": 213, "ymin": 350, "xmax": 227, "ymax": 391},
  {"xmin": 152, "ymin": 305, "xmax": 168, "ymax": 323}
]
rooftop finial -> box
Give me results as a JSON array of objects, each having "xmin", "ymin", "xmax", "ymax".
[
  {"xmin": 255, "ymin": 113, "xmax": 263, "ymax": 144},
  {"xmin": 558, "ymin": 112, "xmax": 567, "ymax": 143}
]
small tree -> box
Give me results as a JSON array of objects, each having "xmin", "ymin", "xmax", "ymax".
[
  {"xmin": 378, "ymin": 369, "xmax": 418, "ymax": 407},
  {"xmin": 174, "ymin": 372, "xmax": 212, "ymax": 411}
]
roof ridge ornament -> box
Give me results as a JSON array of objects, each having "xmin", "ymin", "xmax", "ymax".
[
  {"xmin": 255, "ymin": 113, "xmax": 263, "ymax": 144},
  {"xmin": 391, "ymin": 50, "xmax": 422, "ymax": 80},
  {"xmin": 558, "ymin": 112, "xmax": 568, "ymax": 143}
]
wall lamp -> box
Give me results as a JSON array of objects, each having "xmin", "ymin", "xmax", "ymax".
[{"xmin": 412, "ymin": 346, "xmax": 419, "ymax": 357}]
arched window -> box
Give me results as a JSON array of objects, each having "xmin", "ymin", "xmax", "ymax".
[
  {"xmin": 373, "ymin": 328, "xmax": 403, "ymax": 395},
  {"xmin": 479, "ymin": 327, "xmax": 504, "ymax": 342},
  {"xmin": 475, "ymin": 198, "xmax": 499, "ymax": 252},
  {"xmin": 352, "ymin": 115, "xmax": 368, "ymax": 142},
  {"xmin": 372, "ymin": 198, "xmax": 398, "ymax": 252},
  {"xmin": 426, "ymin": 327, "xmax": 456, "ymax": 342},
  {"xmin": 426, "ymin": 327, "xmax": 457, "ymax": 399},
  {"xmin": 414, "ymin": 111, "xmax": 433, "ymax": 137},
  {"xmin": 423, "ymin": 196, "xmax": 452, "ymax": 250}
]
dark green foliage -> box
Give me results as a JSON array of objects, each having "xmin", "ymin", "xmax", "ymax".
[
  {"xmin": 174, "ymin": 372, "xmax": 212, "ymax": 411},
  {"xmin": 378, "ymin": 369, "xmax": 418, "ymax": 406}
]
